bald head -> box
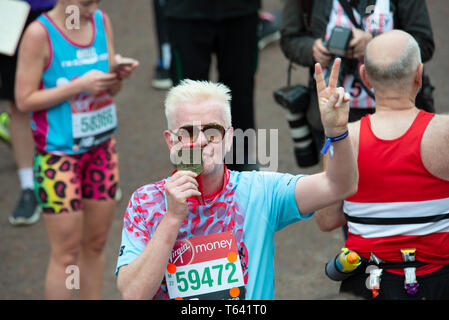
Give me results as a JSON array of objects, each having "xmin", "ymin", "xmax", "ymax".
[{"xmin": 364, "ymin": 30, "xmax": 422, "ymax": 91}]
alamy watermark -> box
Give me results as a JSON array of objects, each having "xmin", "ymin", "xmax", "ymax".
[
  {"xmin": 65, "ymin": 265, "xmax": 80, "ymax": 290},
  {"xmin": 170, "ymin": 127, "xmax": 279, "ymax": 172},
  {"xmin": 65, "ymin": 5, "xmax": 80, "ymax": 30}
]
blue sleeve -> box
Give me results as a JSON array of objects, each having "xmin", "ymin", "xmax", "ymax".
[{"xmin": 260, "ymin": 172, "xmax": 314, "ymax": 232}]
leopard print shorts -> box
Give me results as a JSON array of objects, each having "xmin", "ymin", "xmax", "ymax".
[{"xmin": 34, "ymin": 138, "xmax": 119, "ymax": 214}]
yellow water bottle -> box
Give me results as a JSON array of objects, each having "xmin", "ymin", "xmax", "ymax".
[{"xmin": 325, "ymin": 248, "xmax": 362, "ymax": 281}]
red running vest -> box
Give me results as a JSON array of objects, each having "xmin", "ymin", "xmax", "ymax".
[{"xmin": 344, "ymin": 110, "xmax": 449, "ymax": 275}]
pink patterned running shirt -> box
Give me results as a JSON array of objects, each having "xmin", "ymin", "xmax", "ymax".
[{"xmin": 116, "ymin": 168, "xmax": 313, "ymax": 299}]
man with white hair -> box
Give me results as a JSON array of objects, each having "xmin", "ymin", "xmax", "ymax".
[
  {"xmin": 316, "ymin": 30, "xmax": 449, "ymax": 300},
  {"xmin": 115, "ymin": 59, "xmax": 358, "ymax": 300}
]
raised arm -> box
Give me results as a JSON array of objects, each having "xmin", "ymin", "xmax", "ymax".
[
  {"xmin": 294, "ymin": 58, "xmax": 358, "ymax": 214},
  {"xmin": 315, "ymin": 120, "xmax": 360, "ymax": 231}
]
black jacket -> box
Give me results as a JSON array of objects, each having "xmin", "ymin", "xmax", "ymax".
[{"xmin": 280, "ymin": 0, "xmax": 435, "ymax": 67}]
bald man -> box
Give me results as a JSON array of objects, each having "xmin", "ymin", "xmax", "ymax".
[{"xmin": 315, "ymin": 30, "xmax": 449, "ymax": 300}]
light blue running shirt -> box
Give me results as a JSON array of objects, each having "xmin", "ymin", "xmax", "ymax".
[{"xmin": 32, "ymin": 10, "xmax": 117, "ymax": 155}]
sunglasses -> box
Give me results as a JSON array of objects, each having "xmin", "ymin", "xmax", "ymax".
[{"xmin": 170, "ymin": 123, "xmax": 228, "ymax": 144}]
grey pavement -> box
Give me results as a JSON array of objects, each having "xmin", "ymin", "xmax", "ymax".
[{"xmin": 0, "ymin": 0, "xmax": 448, "ymax": 300}]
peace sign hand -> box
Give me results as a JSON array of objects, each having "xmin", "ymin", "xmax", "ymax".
[{"xmin": 315, "ymin": 58, "xmax": 350, "ymax": 137}]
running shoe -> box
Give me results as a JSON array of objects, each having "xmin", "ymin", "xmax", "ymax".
[
  {"xmin": 9, "ymin": 189, "xmax": 41, "ymax": 226},
  {"xmin": 151, "ymin": 66, "xmax": 173, "ymax": 90},
  {"xmin": 257, "ymin": 10, "xmax": 282, "ymax": 50},
  {"xmin": 0, "ymin": 112, "xmax": 11, "ymax": 145}
]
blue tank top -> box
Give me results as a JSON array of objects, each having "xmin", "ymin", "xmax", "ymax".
[{"xmin": 32, "ymin": 10, "xmax": 117, "ymax": 155}]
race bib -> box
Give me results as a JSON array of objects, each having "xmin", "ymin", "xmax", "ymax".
[
  {"xmin": 165, "ymin": 231, "xmax": 245, "ymax": 300},
  {"xmin": 71, "ymin": 91, "xmax": 117, "ymax": 150}
]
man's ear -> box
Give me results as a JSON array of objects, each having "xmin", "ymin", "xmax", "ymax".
[
  {"xmin": 359, "ymin": 65, "xmax": 373, "ymax": 89},
  {"xmin": 164, "ymin": 130, "xmax": 174, "ymax": 150},
  {"xmin": 415, "ymin": 63, "xmax": 423, "ymax": 89}
]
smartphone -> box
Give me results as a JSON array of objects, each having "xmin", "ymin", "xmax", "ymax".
[
  {"xmin": 111, "ymin": 57, "xmax": 137, "ymax": 73},
  {"xmin": 177, "ymin": 144, "xmax": 203, "ymax": 175}
]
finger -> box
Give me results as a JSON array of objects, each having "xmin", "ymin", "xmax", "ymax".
[
  {"xmin": 315, "ymin": 62, "xmax": 326, "ymax": 93},
  {"xmin": 335, "ymin": 87, "xmax": 345, "ymax": 107},
  {"xmin": 100, "ymin": 79, "xmax": 120, "ymax": 88},
  {"xmin": 178, "ymin": 182, "xmax": 199, "ymax": 193},
  {"xmin": 100, "ymin": 73, "xmax": 118, "ymax": 80},
  {"xmin": 177, "ymin": 176, "xmax": 199, "ymax": 188},
  {"xmin": 101, "ymin": 77, "xmax": 120, "ymax": 84},
  {"xmin": 328, "ymin": 58, "xmax": 341, "ymax": 89},
  {"xmin": 317, "ymin": 42, "xmax": 331, "ymax": 55},
  {"xmin": 182, "ymin": 189, "xmax": 202, "ymax": 199},
  {"xmin": 172, "ymin": 170, "xmax": 199, "ymax": 181},
  {"xmin": 116, "ymin": 71, "xmax": 129, "ymax": 80},
  {"xmin": 349, "ymin": 37, "xmax": 360, "ymax": 48},
  {"xmin": 121, "ymin": 65, "xmax": 133, "ymax": 72},
  {"xmin": 327, "ymin": 91, "xmax": 340, "ymax": 109}
]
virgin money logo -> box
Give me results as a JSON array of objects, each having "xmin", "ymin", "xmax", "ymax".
[{"xmin": 169, "ymin": 239, "xmax": 194, "ymax": 266}]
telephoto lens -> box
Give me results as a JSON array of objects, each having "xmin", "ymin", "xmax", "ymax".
[{"xmin": 285, "ymin": 109, "xmax": 318, "ymax": 167}]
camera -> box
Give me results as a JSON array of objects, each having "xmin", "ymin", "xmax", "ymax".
[
  {"xmin": 273, "ymin": 84, "xmax": 310, "ymax": 114},
  {"xmin": 273, "ymin": 84, "xmax": 318, "ymax": 167},
  {"xmin": 325, "ymin": 26, "xmax": 353, "ymax": 57}
]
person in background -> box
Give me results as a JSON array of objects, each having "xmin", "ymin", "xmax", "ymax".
[
  {"xmin": 280, "ymin": 0, "xmax": 435, "ymax": 157},
  {"xmin": 150, "ymin": 0, "xmax": 172, "ymax": 90},
  {"xmin": 315, "ymin": 30, "xmax": 449, "ymax": 300},
  {"xmin": 0, "ymin": 0, "xmax": 56, "ymax": 226},
  {"xmin": 163, "ymin": 0, "xmax": 261, "ymax": 172},
  {"xmin": 15, "ymin": 0, "xmax": 138, "ymax": 299}
]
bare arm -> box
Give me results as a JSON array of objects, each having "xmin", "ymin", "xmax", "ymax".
[
  {"xmin": 117, "ymin": 171, "xmax": 201, "ymax": 300},
  {"xmin": 314, "ymin": 121, "xmax": 359, "ymax": 231},
  {"xmin": 117, "ymin": 215, "xmax": 183, "ymax": 300},
  {"xmin": 421, "ymin": 114, "xmax": 449, "ymax": 181},
  {"xmin": 295, "ymin": 59, "xmax": 358, "ymax": 215},
  {"xmin": 102, "ymin": 12, "xmax": 122, "ymax": 96},
  {"xmin": 15, "ymin": 22, "xmax": 86, "ymax": 112},
  {"xmin": 16, "ymin": 21, "xmax": 120, "ymax": 113}
]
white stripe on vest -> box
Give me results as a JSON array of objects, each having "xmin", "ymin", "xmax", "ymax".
[{"xmin": 344, "ymin": 197, "xmax": 449, "ymax": 238}]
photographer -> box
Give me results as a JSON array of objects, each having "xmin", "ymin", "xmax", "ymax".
[{"xmin": 280, "ymin": 0, "xmax": 435, "ymax": 154}]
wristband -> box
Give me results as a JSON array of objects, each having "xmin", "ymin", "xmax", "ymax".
[{"xmin": 320, "ymin": 130, "xmax": 349, "ymax": 156}]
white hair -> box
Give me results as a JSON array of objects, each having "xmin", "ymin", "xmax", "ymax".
[
  {"xmin": 164, "ymin": 79, "xmax": 232, "ymax": 130},
  {"xmin": 365, "ymin": 32, "xmax": 422, "ymax": 90}
]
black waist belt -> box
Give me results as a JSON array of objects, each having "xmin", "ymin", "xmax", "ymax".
[
  {"xmin": 344, "ymin": 212, "xmax": 449, "ymax": 225},
  {"xmin": 373, "ymin": 260, "xmax": 428, "ymax": 270}
]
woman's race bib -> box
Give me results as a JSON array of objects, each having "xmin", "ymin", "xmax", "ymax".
[{"xmin": 71, "ymin": 90, "xmax": 117, "ymax": 150}]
